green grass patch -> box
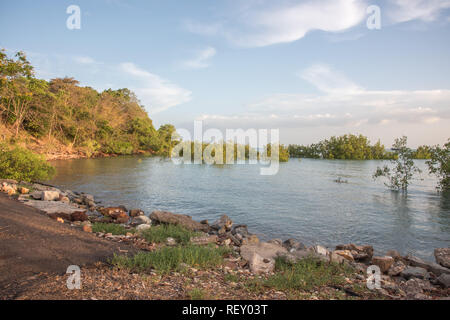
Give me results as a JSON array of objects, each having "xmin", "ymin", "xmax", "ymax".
[
  {"xmin": 91, "ymin": 222, "xmax": 134, "ymax": 235},
  {"xmin": 262, "ymin": 256, "xmax": 353, "ymax": 291},
  {"xmin": 187, "ymin": 288, "xmax": 208, "ymax": 300},
  {"xmin": 111, "ymin": 244, "xmax": 231, "ymax": 274},
  {"xmin": 140, "ymin": 224, "xmax": 201, "ymax": 245}
]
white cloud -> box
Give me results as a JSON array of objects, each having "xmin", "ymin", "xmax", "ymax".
[
  {"xmin": 119, "ymin": 62, "xmax": 192, "ymax": 113},
  {"xmin": 387, "ymin": 0, "xmax": 450, "ymax": 23},
  {"xmin": 186, "ymin": 0, "xmax": 368, "ymax": 47},
  {"xmin": 195, "ymin": 65, "xmax": 450, "ymax": 132},
  {"xmin": 181, "ymin": 46, "xmax": 216, "ymax": 69},
  {"xmin": 73, "ymin": 56, "xmax": 96, "ymax": 64}
]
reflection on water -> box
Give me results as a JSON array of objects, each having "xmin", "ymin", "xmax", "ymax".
[{"xmin": 48, "ymin": 157, "xmax": 450, "ymax": 260}]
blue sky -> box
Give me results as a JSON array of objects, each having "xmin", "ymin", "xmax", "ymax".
[{"xmin": 1, "ymin": 0, "xmax": 450, "ymax": 147}]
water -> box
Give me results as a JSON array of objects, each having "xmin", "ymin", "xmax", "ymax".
[{"xmin": 48, "ymin": 157, "xmax": 450, "ymax": 261}]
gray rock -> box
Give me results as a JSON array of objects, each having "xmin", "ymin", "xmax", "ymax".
[
  {"xmin": 23, "ymin": 199, "xmax": 82, "ymax": 215},
  {"xmin": 436, "ymin": 273, "xmax": 450, "ymax": 288},
  {"xmin": 248, "ymin": 253, "xmax": 275, "ymax": 274},
  {"xmin": 166, "ymin": 237, "xmax": 176, "ymax": 246},
  {"xmin": 434, "ymin": 248, "xmax": 450, "ymax": 268},
  {"xmin": 400, "ymin": 266, "xmax": 429, "ymax": 280},
  {"xmin": 210, "ymin": 214, "xmax": 233, "ymax": 231},
  {"xmin": 405, "ymin": 254, "xmax": 450, "ymax": 276},
  {"xmin": 130, "ymin": 215, "xmax": 152, "ymax": 226},
  {"xmin": 282, "ymin": 238, "xmax": 306, "ymax": 251},
  {"xmin": 240, "ymin": 242, "xmax": 288, "ymax": 262},
  {"xmin": 41, "ymin": 190, "xmax": 60, "ymax": 201}
]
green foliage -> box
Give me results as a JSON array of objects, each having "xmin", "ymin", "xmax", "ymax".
[
  {"xmin": 413, "ymin": 145, "xmax": 432, "ymax": 159},
  {"xmin": 111, "ymin": 245, "xmax": 230, "ymax": 274},
  {"xmin": 288, "ymin": 134, "xmax": 395, "ymax": 160},
  {"xmin": 140, "ymin": 224, "xmax": 201, "ymax": 245},
  {"xmin": 373, "ymin": 136, "xmax": 421, "ymax": 191},
  {"xmin": 248, "ymin": 256, "xmax": 352, "ymax": 292},
  {"xmin": 91, "ymin": 222, "xmax": 134, "ymax": 235},
  {"xmin": 426, "ymin": 139, "xmax": 450, "ymax": 192},
  {"xmin": 0, "ymin": 49, "xmax": 177, "ymax": 157},
  {"xmin": 187, "ymin": 288, "xmax": 208, "ymax": 300},
  {"xmin": 0, "ymin": 143, "xmax": 55, "ymax": 182}
]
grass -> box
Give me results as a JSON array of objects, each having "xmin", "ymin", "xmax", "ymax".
[
  {"xmin": 187, "ymin": 288, "xmax": 208, "ymax": 300},
  {"xmin": 91, "ymin": 222, "xmax": 134, "ymax": 235},
  {"xmin": 111, "ymin": 244, "xmax": 231, "ymax": 274},
  {"xmin": 264, "ymin": 257, "xmax": 353, "ymax": 291},
  {"xmin": 140, "ymin": 224, "xmax": 201, "ymax": 245}
]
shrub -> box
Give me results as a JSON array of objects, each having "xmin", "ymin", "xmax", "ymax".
[
  {"xmin": 111, "ymin": 245, "xmax": 230, "ymax": 274},
  {"xmin": 427, "ymin": 139, "xmax": 450, "ymax": 192},
  {"xmin": 140, "ymin": 224, "xmax": 201, "ymax": 245},
  {"xmin": 0, "ymin": 144, "xmax": 55, "ymax": 182}
]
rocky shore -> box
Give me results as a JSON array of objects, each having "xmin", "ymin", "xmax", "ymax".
[{"xmin": 1, "ymin": 179, "xmax": 449, "ymax": 300}]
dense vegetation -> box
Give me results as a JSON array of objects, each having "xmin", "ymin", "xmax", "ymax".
[
  {"xmin": 0, "ymin": 49, "xmax": 176, "ymax": 157},
  {"xmin": 426, "ymin": 139, "xmax": 450, "ymax": 192},
  {"xmin": 0, "ymin": 143, "xmax": 55, "ymax": 181},
  {"xmin": 288, "ymin": 134, "xmax": 433, "ymax": 160}
]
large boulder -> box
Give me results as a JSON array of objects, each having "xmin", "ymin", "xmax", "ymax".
[
  {"xmin": 248, "ymin": 253, "xmax": 275, "ymax": 274},
  {"xmin": 404, "ymin": 254, "xmax": 450, "ymax": 276},
  {"xmin": 400, "ymin": 266, "xmax": 429, "ymax": 280},
  {"xmin": 434, "ymin": 248, "xmax": 450, "ymax": 268},
  {"xmin": 149, "ymin": 210, "xmax": 209, "ymax": 232},
  {"xmin": 240, "ymin": 242, "xmax": 288, "ymax": 263},
  {"xmin": 436, "ymin": 274, "xmax": 450, "ymax": 288}
]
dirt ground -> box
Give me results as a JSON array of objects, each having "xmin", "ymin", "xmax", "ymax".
[{"xmin": 0, "ymin": 193, "xmax": 135, "ymax": 299}]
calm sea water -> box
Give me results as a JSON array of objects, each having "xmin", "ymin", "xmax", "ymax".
[{"xmin": 48, "ymin": 157, "xmax": 450, "ymax": 260}]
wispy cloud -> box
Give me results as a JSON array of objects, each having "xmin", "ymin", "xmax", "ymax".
[
  {"xmin": 387, "ymin": 0, "xmax": 450, "ymax": 23},
  {"xmin": 181, "ymin": 46, "xmax": 216, "ymax": 69},
  {"xmin": 186, "ymin": 0, "xmax": 368, "ymax": 47},
  {"xmin": 195, "ymin": 64, "xmax": 450, "ymax": 131},
  {"xmin": 119, "ymin": 62, "xmax": 192, "ymax": 113}
]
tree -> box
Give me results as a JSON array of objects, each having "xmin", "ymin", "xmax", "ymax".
[
  {"xmin": 373, "ymin": 136, "xmax": 421, "ymax": 191},
  {"xmin": 426, "ymin": 139, "xmax": 450, "ymax": 192}
]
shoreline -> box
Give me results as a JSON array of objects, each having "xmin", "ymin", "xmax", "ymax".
[{"xmin": 0, "ymin": 178, "xmax": 449, "ymax": 300}]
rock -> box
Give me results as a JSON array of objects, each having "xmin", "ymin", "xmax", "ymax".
[
  {"xmin": 388, "ymin": 260, "xmax": 406, "ymax": 276},
  {"xmin": 150, "ymin": 210, "xmax": 209, "ymax": 232},
  {"xmin": 333, "ymin": 250, "xmax": 355, "ymax": 262},
  {"xmin": 166, "ymin": 237, "xmax": 176, "ymax": 246},
  {"xmin": 136, "ymin": 224, "xmax": 151, "ymax": 232},
  {"xmin": 60, "ymin": 196, "xmax": 70, "ymax": 203},
  {"xmin": 210, "ymin": 215, "xmax": 233, "ymax": 231},
  {"xmin": 130, "ymin": 215, "xmax": 151, "ymax": 226},
  {"xmin": 404, "ymin": 254, "xmax": 450, "ymax": 276},
  {"xmin": 99, "ymin": 207, "xmax": 126, "ymax": 217},
  {"xmin": 48, "ymin": 212, "xmax": 72, "ymax": 221},
  {"xmin": 200, "ymin": 219, "xmax": 209, "ymax": 225},
  {"xmin": 401, "ymin": 278, "xmax": 433, "ymax": 299},
  {"xmin": 282, "ymin": 239, "xmax": 306, "ymax": 252},
  {"xmin": 241, "ymin": 234, "xmax": 259, "ymax": 245},
  {"xmin": 434, "ymin": 248, "xmax": 450, "ymax": 268},
  {"xmin": 240, "ymin": 242, "xmax": 288, "ymax": 263},
  {"xmin": 56, "ymin": 217, "xmax": 64, "ymax": 223},
  {"xmin": 19, "ymin": 187, "xmax": 29, "ymax": 194},
  {"xmin": 191, "ymin": 235, "xmax": 218, "ymax": 245},
  {"xmin": 248, "ymin": 253, "xmax": 275, "ymax": 274},
  {"xmin": 313, "ymin": 245, "xmax": 329, "ymax": 257},
  {"xmin": 329, "ymin": 251, "xmax": 348, "ymax": 264},
  {"xmin": 268, "ymin": 239, "xmax": 282, "ymax": 246},
  {"xmin": 82, "ymin": 224, "xmax": 92, "ymax": 233},
  {"xmin": 113, "ymin": 212, "xmax": 129, "ymax": 224},
  {"xmin": 226, "ymin": 233, "xmax": 241, "ymax": 246},
  {"xmin": 436, "ymin": 274, "xmax": 450, "ymax": 288},
  {"xmin": 41, "ymin": 191, "xmax": 60, "ymax": 201},
  {"xmin": 71, "ymin": 211, "xmax": 88, "ymax": 222},
  {"xmin": 400, "ymin": 266, "xmax": 429, "ymax": 280},
  {"xmin": 336, "ymin": 243, "xmax": 373, "ymax": 261},
  {"xmin": 129, "ymin": 209, "xmax": 144, "ymax": 217},
  {"xmin": 372, "ymin": 256, "xmax": 395, "ymax": 273},
  {"xmin": 386, "ymin": 250, "xmax": 402, "ymax": 261},
  {"xmin": 82, "ymin": 194, "xmax": 94, "ymax": 204},
  {"xmin": 223, "ymin": 238, "xmax": 232, "ymax": 246}
]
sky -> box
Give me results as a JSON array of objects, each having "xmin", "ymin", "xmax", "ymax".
[{"xmin": 1, "ymin": 0, "xmax": 450, "ymax": 147}]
